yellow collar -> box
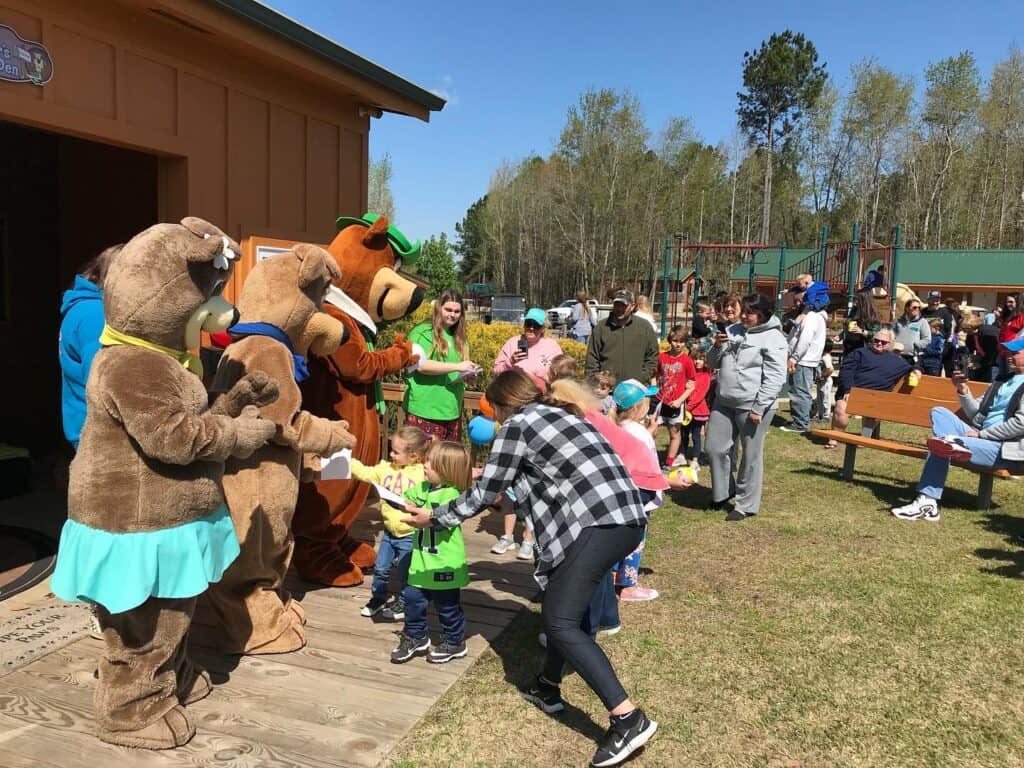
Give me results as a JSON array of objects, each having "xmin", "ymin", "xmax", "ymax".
[{"xmin": 99, "ymin": 324, "xmax": 204, "ymax": 378}]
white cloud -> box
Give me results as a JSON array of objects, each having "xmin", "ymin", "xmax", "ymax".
[{"xmin": 429, "ymin": 75, "xmax": 459, "ymax": 107}]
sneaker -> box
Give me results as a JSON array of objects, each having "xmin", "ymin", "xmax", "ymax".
[
  {"xmin": 671, "ymin": 455, "xmax": 690, "ymax": 468},
  {"xmin": 598, "ymin": 624, "xmax": 622, "ymax": 637},
  {"xmin": 926, "ymin": 436, "xmax": 973, "ymax": 462},
  {"xmin": 360, "ymin": 597, "xmax": 387, "ymax": 617},
  {"xmin": 519, "ymin": 675, "xmax": 565, "ymax": 714},
  {"xmin": 380, "ymin": 598, "xmax": 405, "ymax": 621},
  {"xmin": 708, "ymin": 498, "xmax": 733, "ymax": 511},
  {"xmin": 390, "ymin": 634, "xmax": 430, "ymax": 664},
  {"xmin": 779, "ymin": 425, "xmax": 807, "ymax": 434},
  {"xmin": 591, "ymin": 709, "xmax": 658, "ymax": 767},
  {"xmin": 427, "ymin": 641, "xmax": 468, "ymax": 664},
  {"xmin": 517, "ymin": 541, "xmax": 535, "ymax": 561},
  {"xmin": 689, "ymin": 459, "xmax": 700, "ymax": 471},
  {"xmin": 891, "ymin": 494, "xmax": 940, "ymax": 522},
  {"xmin": 490, "ymin": 535, "xmax": 515, "ymax": 555},
  {"xmin": 619, "ymin": 586, "xmax": 659, "ymax": 602}
]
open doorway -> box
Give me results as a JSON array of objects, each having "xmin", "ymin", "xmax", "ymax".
[{"xmin": 0, "ymin": 121, "xmax": 158, "ymax": 464}]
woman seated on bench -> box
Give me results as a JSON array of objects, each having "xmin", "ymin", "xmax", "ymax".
[
  {"xmin": 826, "ymin": 326, "xmax": 916, "ymax": 449},
  {"xmin": 891, "ymin": 336, "xmax": 1024, "ymax": 522}
]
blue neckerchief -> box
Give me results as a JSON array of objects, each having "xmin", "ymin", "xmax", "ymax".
[{"xmin": 229, "ymin": 322, "xmax": 308, "ymax": 382}]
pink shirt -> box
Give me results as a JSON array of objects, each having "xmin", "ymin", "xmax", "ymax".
[
  {"xmin": 492, "ymin": 335, "xmax": 564, "ymax": 380},
  {"xmin": 584, "ymin": 411, "xmax": 668, "ymax": 492}
]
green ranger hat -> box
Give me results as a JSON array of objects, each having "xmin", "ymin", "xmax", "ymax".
[{"xmin": 335, "ymin": 212, "xmax": 421, "ymax": 263}]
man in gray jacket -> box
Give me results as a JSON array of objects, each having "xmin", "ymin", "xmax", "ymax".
[
  {"xmin": 891, "ymin": 335, "xmax": 1024, "ymax": 521},
  {"xmin": 584, "ymin": 289, "xmax": 659, "ymax": 383},
  {"xmin": 706, "ymin": 294, "xmax": 788, "ymax": 520}
]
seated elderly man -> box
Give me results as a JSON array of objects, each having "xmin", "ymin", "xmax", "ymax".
[
  {"xmin": 891, "ymin": 336, "xmax": 1024, "ymax": 522},
  {"xmin": 824, "ymin": 326, "xmax": 916, "ymax": 449}
]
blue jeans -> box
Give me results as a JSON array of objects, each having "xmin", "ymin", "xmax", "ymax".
[
  {"xmin": 370, "ymin": 532, "xmax": 413, "ymax": 602},
  {"xmin": 401, "ymin": 585, "xmax": 465, "ymax": 645},
  {"xmin": 582, "ymin": 571, "xmax": 619, "ymax": 634},
  {"xmin": 789, "ymin": 365, "xmax": 814, "ymax": 430},
  {"xmin": 918, "ymin": 407, "xmax": 1022, "ymax": 499}
]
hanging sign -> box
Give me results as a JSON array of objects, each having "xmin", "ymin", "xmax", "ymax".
[{"xmin": 0, "ymin": 25, "xmax": 53, "ymax": 86}]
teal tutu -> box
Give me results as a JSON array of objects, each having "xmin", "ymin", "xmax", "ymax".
[{"xmin": 50, "ymin": 504, "xmax": 240, "ymax": 614}]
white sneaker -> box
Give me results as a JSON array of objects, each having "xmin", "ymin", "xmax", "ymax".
[
  {"xmin": 671, "ymin": 455, "xmax": 689, "ymax": 468},
  {"xmin": 517, "ymin": 541, "xmax": 535, "ymax": 560},
  {"xmin": 891, "ymin": 494, "xmax": 940, "ymax": 522},
  {"xmin": 490, "ymin": 535, "xmax": 515, "ymax": 555}
]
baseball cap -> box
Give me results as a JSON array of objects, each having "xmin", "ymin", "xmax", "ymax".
[
  {"xmin": 612, "ymin": 379, "xmax": 658, "ymax": 409},
  {"xmin": 927, "ymin": 290, "xmax": 941, "ymax": 300},
  {"xmin": 524, "ymin": 307, "xmax": 547, "ymax": 326},
  {"xmin": 1002, "ymin": 335, "xmax": 1024, "ymax": 354},
  {"xmin": 612, "ymin": 289, "xmax": 635, "ymax": 305}
]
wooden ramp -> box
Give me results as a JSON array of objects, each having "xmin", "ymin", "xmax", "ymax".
[{"xmin": 0, "ymin": 516, "xmax": 537, "ymax": 768}]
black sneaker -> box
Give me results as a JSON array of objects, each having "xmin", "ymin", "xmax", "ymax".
[
  {"xmin": 380, "ymin": 598, "xmax": 405, "ymax": 621},
  {"xmin": 708, "ymin": 498, "xmax": 733, "ymax": 511},
  {"xmin": 591, "ymin": 709, "xmax": 658, "ymax": 767},
  {"xmin": 724, "ymin": 508, "xmax": 747, "ymax": 522},
  {"xmin": 360, "ymin": 597, "xmax": 387, "ymax": 617},
  {"xmin": 390, "ymin": 634, "xmax": 430, "ymax": 664},
  {"xmin": 427, "ymin": 641, "xmax": 468, "ymax": 664},
  {"xmin": 519, "ymin": 675, "xmax": 565, "ymax": 714}
]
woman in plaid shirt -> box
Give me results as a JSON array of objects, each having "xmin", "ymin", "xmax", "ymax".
[{"xmin": 404, "ymin": 369, "xmax": 658, "ymax": 767}]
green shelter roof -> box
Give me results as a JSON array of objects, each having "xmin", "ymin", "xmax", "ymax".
[
  {"xmin": 728, "ymin": 249, "xmax": 815, "ymax": 280},
  {"xmin": 896, "ymin": 250, "xmax": 1024, "ymax": 286}
]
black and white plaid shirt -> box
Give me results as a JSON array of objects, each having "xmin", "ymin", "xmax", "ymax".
[{"xmin": 431, "ymin": 402, "xmax": 647, "ymax": 588}]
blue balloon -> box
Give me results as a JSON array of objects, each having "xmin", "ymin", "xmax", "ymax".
[{"xmin": 468, "ymin": 415, "xmax": 498, "ymax": 445}]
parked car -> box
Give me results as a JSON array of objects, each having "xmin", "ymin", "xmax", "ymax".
[{"xmin": 548, "ymin": 299, "xmax": 598, "ymax": 327}]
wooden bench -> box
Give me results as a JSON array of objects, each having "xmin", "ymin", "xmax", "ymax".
[{"xmin": 809, "ymin": 375, "xmax": 1021, "ymax": 509}]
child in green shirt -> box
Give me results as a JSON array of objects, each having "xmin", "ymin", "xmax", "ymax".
[
  {"xmin": 391, "ymin": 440, "xmax": 473, "ymax": 664},
  {"xmin": 355, "ymin": 426, "xmax": 428, "ymax": 620}
]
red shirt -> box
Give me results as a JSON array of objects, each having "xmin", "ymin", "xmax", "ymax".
[
  {"xmin": 686, "ymin": 369, "xmax": 713, "ymax": 418},
  {"xmin": 655, "ymin": 351, "xmax": 696, "ymax": 404}
]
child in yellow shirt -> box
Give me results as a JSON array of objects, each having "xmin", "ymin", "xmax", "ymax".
[{"xmin": 355, "ymin": 425, "xmax": 428, "ymax": 620}]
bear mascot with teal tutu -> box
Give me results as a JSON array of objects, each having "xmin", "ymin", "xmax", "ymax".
[{"xmin": 51, "ymin": 217, "xmax": 280, "ymax": 749}]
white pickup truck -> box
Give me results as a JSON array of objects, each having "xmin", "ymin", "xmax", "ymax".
[{"xmin": 547, "ymin": 299, "xmax": 599, "ymax": 328}]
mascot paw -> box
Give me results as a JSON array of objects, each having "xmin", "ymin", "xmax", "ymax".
[
  {"xmin": 232, "ymin": 406, "xmax": 276, "ymax": 458},
  {"xmin": 211, "ymin": 371, "xmax": 280, "ymax": 416},
  {"xmin": 294, "ymin": 540, "xmax": 366, "ymax": 587},
  {"xmin": 97, "ymin": 704, "xmax": 195, "ymax": 750},
  {"xmin": 330, "ymin": 419, "xmax": 358, "ymax": 451},
  {"xmin": 246, "ymin": 623, "xmax": 306, "ymax": 655},
  {"xmin": 286, "ymin": 599, "xmax": 307, "ymax": 626},
  {"xmin": 344, "ymin": 539, "xmax": 378, "ymax": 569}
]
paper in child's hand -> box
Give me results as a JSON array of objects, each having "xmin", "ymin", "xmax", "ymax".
[{"xmin": 372, "ymin": 483, "xmax": 407, "ymax": 508}]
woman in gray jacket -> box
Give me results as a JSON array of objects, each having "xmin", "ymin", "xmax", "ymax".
[{"xmin": 707, "ymin": 293, "xmax": 788, "ymax": 520}]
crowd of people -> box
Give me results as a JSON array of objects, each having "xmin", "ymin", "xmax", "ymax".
[{"xmin": 57, "ymin": 247, "xmax": 1024, "ymax": 766}]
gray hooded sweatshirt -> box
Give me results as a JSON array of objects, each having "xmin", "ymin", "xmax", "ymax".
[{"xmin": 708, "ymin": 315, "xmax": 788, "ymax": 415}]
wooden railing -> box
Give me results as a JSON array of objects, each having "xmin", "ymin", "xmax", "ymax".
[{"xmin": 380, "ymin": 382, "xmax": 484, "ymax": 455}]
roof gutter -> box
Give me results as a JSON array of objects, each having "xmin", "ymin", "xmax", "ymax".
[{"xmin": 202, "ymin": 0, "xmax": 446, "ymax": 116}]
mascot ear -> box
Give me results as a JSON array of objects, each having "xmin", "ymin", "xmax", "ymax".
[
  {"xmin": 294, "ymin": 243, "xmax": 341, "ymax": 288},
  {"xmin": 361, "ymin": 215, "xmax": 390, "ymax": 248}
]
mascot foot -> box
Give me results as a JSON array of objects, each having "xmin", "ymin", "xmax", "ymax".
[
  {"xmin": 294, "ymin": 539, "xmax": 366, "ymax": 588},
  {"xmin": 96, "ymin": 704, "xmax": 195, "ymax": 750},
  {"xmin": 343, "ymin": 540, "xmax": 378, "ymax": 570},
  {"xmin": 245, "ymin": 623, "xmax": 306, "ymax": 655},
  {"xmin": 177, "ymin": 666, "xmax": 212, "ymax": 706},
  {"xmin": 286, "ymin": 599, "xmax": 307, "ymax": 626}
]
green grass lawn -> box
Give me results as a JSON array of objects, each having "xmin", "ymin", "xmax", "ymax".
[{"xmin": 391, "ymin": 412, "xmax": 1024, "ymax": 768}]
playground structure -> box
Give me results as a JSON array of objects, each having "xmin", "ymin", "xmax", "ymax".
[{"xmin": 656, "ymin": 224, "xmax": 907, "ymax": 336}]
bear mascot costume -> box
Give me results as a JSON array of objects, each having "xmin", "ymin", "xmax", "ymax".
[
  {"xmin": 50, "ymin": 218, "xmax": 280, "ymax": 749},
  {"xmin": 195, "ymin": 245, "xmax": 358, "ymax": 654},
  {"xmin": 293, "ymin": 213, "xmax": 424, "ymax": 586}
]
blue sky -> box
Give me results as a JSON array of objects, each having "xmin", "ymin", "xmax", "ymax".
[{"xmin": 267, "ymin": 0, "xmax": 1023, "ymax": 244}]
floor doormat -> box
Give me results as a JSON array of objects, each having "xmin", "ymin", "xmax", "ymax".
[
  {"xmin": 0, "ymin": 525, "xmax": 57, "ymax": 602},
  {"xmin": 0, "ymin": 600, "xmax": 92, "ymax": 677}
]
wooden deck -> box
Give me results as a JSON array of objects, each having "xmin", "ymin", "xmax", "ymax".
[{"xmin": 0, "ymin": 514, "xmax": 537, "ymax": 768}]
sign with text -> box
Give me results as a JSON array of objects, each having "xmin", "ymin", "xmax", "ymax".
[{"xmin": 0, "ymin": 25, "xmax": 53, "ymax": 86}]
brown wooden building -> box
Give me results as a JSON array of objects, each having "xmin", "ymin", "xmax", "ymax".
[{"xmin": 0, "ymin": 0, "xmax": 443, "ymax": 457}]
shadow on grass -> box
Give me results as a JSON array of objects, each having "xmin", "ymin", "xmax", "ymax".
[
  {"xmin": 974, "ymin": 513, "xmax": 1024, "ymax": 579},
  {"xmin": 791, "ymin": 463, "xmax": 982, "ymax": 511},
  {"xmin": 485, "ymin": 608, "xmax": 608, "ymax": 743}
]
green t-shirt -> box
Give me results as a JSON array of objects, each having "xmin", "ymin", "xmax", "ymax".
[
  {"xmin": 404, "ymin": 323, "xmax": 466, "ymax": 422},
  {"xmin": 404, "ymin": 483, "xmax": 468, "ymax": 590}
]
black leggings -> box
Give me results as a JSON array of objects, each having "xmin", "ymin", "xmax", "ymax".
[{"xmin": 542, "ymin": 523, "xmax": 646, "ymax": 710}]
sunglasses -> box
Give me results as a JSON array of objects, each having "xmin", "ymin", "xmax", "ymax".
[
  {"xmin": 523, "ymin": 321, "xmax": 542, "ymax": 330},
  {"xmin": 871, "ymin": 338, "xmax": 891, "ymax": 346}
]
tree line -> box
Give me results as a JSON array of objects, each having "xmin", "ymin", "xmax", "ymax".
[{"xmin": 447, "ymin": 36, "xmax": 1024, "ymax": 307}]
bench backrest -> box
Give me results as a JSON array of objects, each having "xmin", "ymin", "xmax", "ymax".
[
  {"xmin": 890, "ymin": 374, "xmax": 988, "ymax": 400},
  {"xmin": 845, "ymin": 374, "xmax": 987, "ymax": 430}
]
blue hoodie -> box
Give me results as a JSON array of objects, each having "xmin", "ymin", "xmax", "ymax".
[{"xmin": 59, "ymin": 276, "xmax": 105, "ymax": 449}]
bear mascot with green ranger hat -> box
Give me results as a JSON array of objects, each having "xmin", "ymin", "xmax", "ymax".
[{"xmin": 293, "ymin": 213, "xmax": 425, "ymax": 587}]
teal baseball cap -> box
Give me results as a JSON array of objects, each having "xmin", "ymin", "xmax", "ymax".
[
  {"xmin": 613, "ymin": 379, "xmax": 658, "ymax": 410},
  {"xmin": 524, "ymin": 307, "xmax": 547, "ymax": 326},
  {"xmin": 335, "ymin": 212, "xmax": 421, "ymax": 263}
]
